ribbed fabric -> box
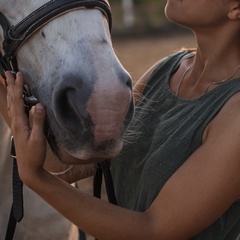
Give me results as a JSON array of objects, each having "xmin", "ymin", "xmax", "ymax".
[{"xmin": 112, "ymin": 51, "xmax": 240, "ymax": 239}]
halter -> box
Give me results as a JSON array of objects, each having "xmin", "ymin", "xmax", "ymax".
[
  {"xmin": 1, "ymin": 1, "xmax": 115, "ymax": 239},
  {"xmin": 0, "ymin": 0, "xmax": 112, "ymax": 79}
]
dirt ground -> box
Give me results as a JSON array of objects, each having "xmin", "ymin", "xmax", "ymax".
[{"xmin": 77, "ymin": 32, "xmax": 196, "ymax": 240}]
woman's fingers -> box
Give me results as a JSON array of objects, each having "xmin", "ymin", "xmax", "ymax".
[
  {"xmin": 6, "ymin": 70, "xmax": 46, "ymax": 144},
  {"xmin": 6, "ymin": 71, "xmax": 29, "ymax": 137},
  {"xmin": 24, "ymin": 103, "xmax": 47, "ymax": 172},
  {"xmin": 6, "ymin": 71, "xmax": 25, "ymax": 116},
  {"xmin": 30, "ymin": 103, "xmax": 46, "ymax": 145},
  {"xmin": 6, "ymin": 71, "xmax": 47, "ymax": 178},
  {"xmin": 6, "ymin": 71, "xmax": 15, "ymax": 114}
]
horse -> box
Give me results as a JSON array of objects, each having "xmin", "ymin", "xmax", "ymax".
[{"xmin": 0, "ymin": 0, "xmax": 134, "ymax": 239}]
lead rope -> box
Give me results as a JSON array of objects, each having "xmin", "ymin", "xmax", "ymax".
[
  {"xmin": 5, "ymin": 137, "xmax": 24, "ymax": 240},
  {"xmin": 93, "ymin": 159, "xmax": 117, "ymax": 240},
  {"xmin": 94, "ymin": 159, "xmax": 117, "ymax": 204}
]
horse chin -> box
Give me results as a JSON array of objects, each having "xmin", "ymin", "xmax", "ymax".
[
  {"xmin": 57, "ymin": 144, "xmax": 122, "ymax": 165},
  {"xmin": 45, "ymin": 118, "xmax": 125, "ymax": 164}
]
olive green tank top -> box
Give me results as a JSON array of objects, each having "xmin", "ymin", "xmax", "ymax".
[{"xmin": 112, "ymin": 51, "xmax": 240, "ymax": 239}]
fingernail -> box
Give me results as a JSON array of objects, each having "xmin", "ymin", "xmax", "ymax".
[{"xmin": 35, "ymin": 104, "xmax": 44, "ymax": 113}]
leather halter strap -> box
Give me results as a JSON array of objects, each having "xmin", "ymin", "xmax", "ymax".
[{"xmin": 0, "ymin": 0, "xmax": 112, "ymax": 76}]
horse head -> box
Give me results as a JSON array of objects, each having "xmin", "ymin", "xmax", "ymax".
[{"xmin": 0, "ymin": 0, "xmax": 134, "ymax": 164}]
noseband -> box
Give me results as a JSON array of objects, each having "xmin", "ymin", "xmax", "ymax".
[{"xmin": 0, "ymin": 0, "xmax": 112, "ymax": 79}]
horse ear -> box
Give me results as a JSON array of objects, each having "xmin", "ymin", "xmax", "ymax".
[{"xmin": 227, "ymin": 2, "xmax": 240, "ymax": 20}]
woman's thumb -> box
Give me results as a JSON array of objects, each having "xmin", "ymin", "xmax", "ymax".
[{"xmin": 31, "ymin": 103, "xmax": 46, "ymax": 140}]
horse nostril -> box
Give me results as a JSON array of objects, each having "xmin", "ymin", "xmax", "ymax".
[
  {"xmin": 54, "ymin": 86, "xmax": 93, "ymax": 133},
  {"xmin": 125, "ymin": 76, "xmax": 133, "ymax": 89},
  {"xmin": 57, "ymin": 88, "xmax": 76, "ymax": 118},
  {"xmin": 54, "ymin": 88, "xmax": 83, "ymax": 129}
]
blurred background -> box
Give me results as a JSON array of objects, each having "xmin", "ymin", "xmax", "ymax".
[
  {"xmin": 111, "ymin": 0, "xmax": 174, "ymax": 35},
  {"xmin": 79, "ymin": 1, "xmax": 197, "ymax": 239},
  {"xmin": 111, "ymin": 0, "xmax": 169, "ymax": 35},
  {"xmin": 109, "ymin": 0, "xmax": 196, "ymax": 82}
]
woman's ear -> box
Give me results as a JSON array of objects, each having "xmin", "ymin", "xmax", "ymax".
[{"xmin": 228, "ymin": 2, "xmax": 240, "ymax": 20}]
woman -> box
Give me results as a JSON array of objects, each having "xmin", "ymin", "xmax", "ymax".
[{"xmin": 5, "ymin": 0, "xmax": 240, "ymax": 239}]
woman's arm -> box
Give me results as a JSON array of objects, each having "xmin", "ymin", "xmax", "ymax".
[{"xmin": 7, "ymin": 71, "xmax": 240, "ymax": 239}]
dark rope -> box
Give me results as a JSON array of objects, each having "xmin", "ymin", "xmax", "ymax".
[
  {"xmin": 93, "ymin": 159, "xmax": 117, "ymax": 240},
  {"xmin": 5, "ymin": 138, "xmax": 24, "ymax": 240}
]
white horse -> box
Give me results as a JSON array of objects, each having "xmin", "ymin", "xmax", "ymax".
[{"xmin": 0, "ymin": 0, "xmax": 134, "ymax": 239}]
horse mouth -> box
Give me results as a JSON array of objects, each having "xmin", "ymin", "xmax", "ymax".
[
  {"xmin": 63, "ymin": 138, "xmax": 123, "ymax": 162},
  {"xmin": 43, "ymin": 73, "xmax": 134, "ymax": 163},
  {"xmin": 44, "ymin": 115, "xmax": 125, "ymax": 162}
]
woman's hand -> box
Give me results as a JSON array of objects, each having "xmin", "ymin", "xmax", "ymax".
[{"xmin": 6, "ymin": 71, "xmax": 47, "ymax": 182}]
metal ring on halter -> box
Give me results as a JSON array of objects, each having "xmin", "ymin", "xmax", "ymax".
[{"xmin": 5, "ymin": 71, "xmax": 38, "ymax": 110}]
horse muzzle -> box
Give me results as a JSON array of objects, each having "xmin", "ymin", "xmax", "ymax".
[{"xmin": 45, "ymin": 71, "xmax": 134, "ymax": 161}]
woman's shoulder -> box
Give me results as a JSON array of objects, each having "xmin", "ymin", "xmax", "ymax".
[
  {"xmin": 133, "ymin": 50, "xmax": 194, "ymax": 103},
  {"xmin": 133, "ymin": 57, "xmax": 167, "ymax": 103}
]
